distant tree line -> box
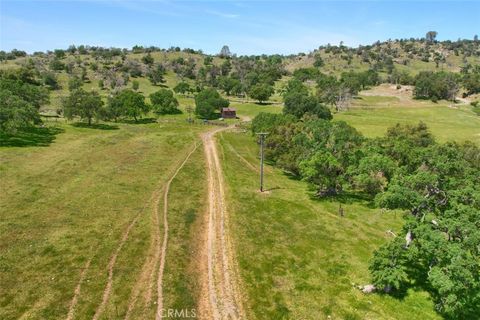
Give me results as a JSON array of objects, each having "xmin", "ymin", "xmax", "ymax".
[{"xmin": 62, "ymin": 87, "xmax": 182, "ymax": 124}]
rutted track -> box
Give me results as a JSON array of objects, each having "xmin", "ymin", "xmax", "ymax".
[
  {"xmin": 88, "ymin": 142, "xmax": 199, "ymax": 320},
  {"xmin": 155, "ymin": 143, "xmax": 200, "ymax": 319},
  {"xmin": 66, "ymin": 128, "xmax": 244, "ymax": 319},
  {"xmin": 66, "ymin": 257, "xmax": 93, "ymax": 320},
  {"xmin": 201, "ymin": 128, "xmax": 245, "ymax": 320}
]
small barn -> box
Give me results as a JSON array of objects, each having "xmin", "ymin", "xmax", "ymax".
[{"xmin": 221, "ymin": 108, "xmax": 236, "ymax": 119}]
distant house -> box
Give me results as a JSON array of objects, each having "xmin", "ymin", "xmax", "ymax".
[{"xmin": 221, "ymin": 108, "xmax": 236, "ymax": 119}]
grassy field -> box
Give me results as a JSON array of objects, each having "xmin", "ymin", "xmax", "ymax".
[
  {"xmin": 0, "ymin": 120, "xmax": 207, "ymax": 319},
  {"xmin": 2, "ymin": 49, "xmax": 479, "ymax": 319},
  {"xmin": 230, "ymin": 102, "xmax": 282, "ymax": 120},
  {"xmin": 335, "ymin": 90, "xmax": 480, "ymax": 143},
  {"xmin": 229, "ymin": 89, "xmax": 480, "ymax": 145},
  {"xmin": 218, "ymin": 131, "xmax": 441, "ymax": 320}
]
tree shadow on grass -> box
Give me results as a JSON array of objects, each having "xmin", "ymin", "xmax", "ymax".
[
  {"xmin": 0, "ymin": 127, "xmax": 64, "ymax": 147},
  {"xmin": 283, "ymin": 170, "xmax": 302, "ymax": 181},
  {"xmin": 71, "ymin": 122, "xmax": 119, "ymax": 130},
  {"xmin": 307, "ymin": 189, "xmax": 374, "ymax": 205},
  {"xmin": 121, "ymin": 117, "xmax": 157, "ymax": 124},
  {"xmin": 264, "ymin": 186, "xmax": 283, "ymax": 192}
]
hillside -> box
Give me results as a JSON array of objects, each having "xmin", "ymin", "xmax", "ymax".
[
  {"xmin": 1, "ymin": 39, "xmax": 479, "ymax": 117},
  {"xmin": 285, "ymin": 39, "xmax": 480, "ymax": 75},
  {"xmin": 1, "ymin": 37, "xmax": 480, "ymax": 320}
]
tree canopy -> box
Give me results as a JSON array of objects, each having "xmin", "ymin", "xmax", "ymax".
[
  {"xmin": 283, "ymin": 79, "xmax": 332, "ymax": 120},
  {"xmin": 414, "ymin": 71, "xmax": 459, "ymax": 102},
  {"xmin": 107, "ymin": 89, "xmax": 149, "ymax": 122},
  {"xmin": 248, "ymin": 83, "xmax": 274, "ymax": 103},
  {"xmin": 370, "ymin": 129, "xmax": 480, "ymax": 319},
  {"xmin": 150, "ymin": 89, "xmax": 180, "ymax": 115},
  {"xmin": 148, "ymin": 64, "xmax": 166, "ymax": 85},
  {"xmin": 251, "ymin": 112, "xmax": 480, "ymax": 318},
  {"xmin": 0, "ymin": 74, "xmax": 48, "ymax": 133},
  {"xmin": 173, "ymin": 82, "xmax": 192, "ymax": 95},
  {"xmin": 63, "ymin": 89, "xmax": 104, "ymax": 125},
  {"xmin": 194, "ymin": 88, "xmax": 229, "ymax": 119}
]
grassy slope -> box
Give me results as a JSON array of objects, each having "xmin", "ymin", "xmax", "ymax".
[
  {"xmin": 333, "ymin": 87, "xmax": 480, "ymax": 143},
  {"xmin": 231, "ymin": 92, "xmax": 480, "ymax": 145},
  {"xmin": 284, "ymin": 43, "xmax": 480, "ymax": 77},
  {"xmin": 1, "ymin": 48, "xmax": 478, "ymax": 319},
  {"xmin": 0, "ymin": 120, "xmax": 206, "ymax": 319},
  {"xmin": 219, "ymin": 131, "xmax": 441, "ymax": 320},
  {"xmin": 335, "ymin": 104, "xmax": 480, "ymax": 143}
]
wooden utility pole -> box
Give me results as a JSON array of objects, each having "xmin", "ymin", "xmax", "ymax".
[{"xmin": 256, "ymin": 132, "xmax": 268, "ymax": 192}]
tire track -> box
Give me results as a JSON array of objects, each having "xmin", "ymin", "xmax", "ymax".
[
  {"xmin": 124, "ymin": 188, "xmax": 162, "ymax": 320},
  {"xmin": 155, "ymin": 143, "xmax": 200, "ymax": 319},
  {"xmin": 201, "ymin": 128, "xmax": 245, "ymax": 320},
  {"xmin": 66, "ymin": 257, "xmax": 93, "ymax": 320},
  {"xmin": 124, "ymin": 142, "xmax": 200, "ymax": 319},
  {"xmin": 92, "ymin": 200, "xmax": 149, "ymax": 320},
  {"xmin": 92, "ymin": 142, "xmax": 198, "ymax": 320},
  {"xmin": 225, "ymin": 142, "xmax": 258, "ymax": 173}
]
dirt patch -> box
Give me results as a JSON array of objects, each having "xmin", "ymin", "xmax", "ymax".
[{"xmin": 359, "ymin": 84, "xmax": 414, "ymax": 106}]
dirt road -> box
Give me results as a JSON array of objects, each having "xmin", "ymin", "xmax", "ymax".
[
  {"xmin": 71, "ymin": 128, "xmax": 244, "ymax": 320},
  {"xmin": 199, "ymin": 128, "xmax": 245, "ymax": 320}
]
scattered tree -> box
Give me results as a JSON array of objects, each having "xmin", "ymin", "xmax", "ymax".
[
  {"xmin": 219, "ymin": 45, "xmax": 232, "ymax": 58},
  {"xmin": 0, "ymin": 73, "xmax": 49, "ymax": 133},
  {"xmin": 107, "ymin": 89, "xmax": 149, "ymax": 122},
  {"xmin": 248, "ymin": 83, "xmax": 274, "ymax": 103},
  {"xmin": 173, "ymin": 82, "xmax": 191, "ymax": 95},
  {"xmin": 150, "ymin": 89, "xmax": 180, "ymax": 115},
  {"xmin": 148, "ymin": 64, "xmax": 166, "ymax": 85},
  {"xmin": 194, "ymin": 88, "xmax": 229, "ymax": 119},
  {"xmin": 313, "ymin": 54, "xmax": 324, "ymax": 68},
  {"xmin": 142, "ymin": 53, "xmax": 154, "ymax": 66},
  {"xmin": 63, "ymin": 89, "xmax": 104, "ymax": 125},
  {"xmin": 425, "ymin": 31, "xmax": 438, "ymax": 43},
  {"xmin": 68, "ymin": 76, "xmax": 83, "ymax": 91},
  {"xmin": 284, "ymin": 92, "xmax": 332, "ymax": 120}
]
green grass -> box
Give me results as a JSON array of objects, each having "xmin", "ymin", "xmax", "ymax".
[
  {"xmin": 335, "ymin": 104, "xmax": 480, "ymax": 143},
  {"xmin": 352, "ymin": 95, "xmax": 400, "ymax": 107},
  {"xmin": 218, "ymin": 131, "xmax": 441, "ymax": 320},
  {"xmin": 0, "ymin": 120, "xmax": 207, "ymax": 319},
  {"xmin": 227, "ymin": 92, "xmax": 480, "ymax": 144},
  {"xmin": 163, "ymin": 145, "xmax": 207, "ymax": 315},
  {"xmin": 230, "ymin": 102, "xmax": 283, "ymax": 120}
]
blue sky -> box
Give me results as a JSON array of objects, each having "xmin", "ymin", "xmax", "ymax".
[{"xmin": 1, "ymin": 1, "xmax": 479, "ymax": 55}]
